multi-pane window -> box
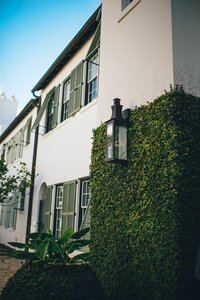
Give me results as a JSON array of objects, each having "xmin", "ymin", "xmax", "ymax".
[
  {"xmin": 26, "ymin": 119, "xmax": 32, "ymax": 145},
  {"xmin": 0, "ymin": 190, "xmax": 19, "ymax": 229},
  {"xmin": 61, "ymin": 79, "xmax": 70, "ymax": 122},
  {"xmin": 46, "ymin": 94, "xmax": 55, "ymax": 132},
  {"xmin": 121, "ymin": 0, "xmax": 134, "ymax": 11},
  {"xmin": 55, "ymin": 186, "xmax": 63, "ymax": 238},
  {"xmin": 79, "ymin": 179, "xmax": 90, "ymax": 228},
  {"xmin": 86, "ymin": 53, "xmax": 99, "ymax": 105}
]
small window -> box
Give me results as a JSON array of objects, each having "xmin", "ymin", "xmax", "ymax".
[
  {"xmin": 85, "ymin": 53, "xmax": 99, "ymax": 105},
  {"xmin": 121, "ymin": 0, "xmax": 133, "ymax": 11},
  {"xmin": 54, "ymin": 185, "xmax": 63, "ymax": 238},
  {"xmin": 1, "ymin": 190, "xmax": 19, "ymax": 229},
  {"xmin": 79, "ymin": 179, "xmax": 90, "ymax": 228},
  {"xmin": 46, "ymin": 93, "xmax": 55, "ymax": 133},
  {"xmin": 26, "ymin": 119, "xmax": 32, "ymax": 145},
  {"xmin": 61, "ymin": 79, "xmax": 70, "ymax": 122}
]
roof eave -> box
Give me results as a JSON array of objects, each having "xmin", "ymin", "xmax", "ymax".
[
  {"xmin": 32, "ymin": 5, "xmax": 101, "ymax": 93},
  {"xmin": 0, "ymin": 98, "xmax": 39, "ymax": 143}
]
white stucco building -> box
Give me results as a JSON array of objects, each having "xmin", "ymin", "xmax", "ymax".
[
  {"xmin": 0, "ymin": 0, "xmax": 199, "ymax": 245},
  {"xmin": 0, "ymin": 99, "xmax": 38, "ymax": 244},
  {"xmin": 98, "ymin": 0, "xmax": 200, "ymax": 122},
  {"xmin": 0, "ymin": 93, "xmax": 18, "ymax": 135}
]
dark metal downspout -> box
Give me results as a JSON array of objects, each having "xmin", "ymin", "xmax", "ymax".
[{"xmin": 25, "ymin": 94, "xmax": 41, "ymax": 243}]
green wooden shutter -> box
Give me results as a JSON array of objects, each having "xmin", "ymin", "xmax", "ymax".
[
  {"xmin": 44, "ymin": 186, "xmax": 52, "ymax": 232},
  {"xmin": 52, "ymin": 85, "xmax": 60, "ymax": 129},
  {"xmin": 86, "ymin": 21, "xmax": 101, "ymax": 57},
  {"xmin": 68, "ymin": 62, "xmax": 83, "ymax": 117},
  {"xmin": 32, "ymin": 88, "xmax": 54, "ymax": 130},
  {"xmin": 61, "ymin": 180, "xmax": 76, "ymax": 233},
  {"xmin": 69, "ymin": 69, "xmax": 76, "ymax": 117},
  {"xmin": 12, "ymin": 196, "xmax": 18, "ymax": 230},
  {"xmin": 0, "ymin": 205, "xmax": 3, "ymax": 226},
  {"xmin": 74, "ymin": 62, "xmax": 83, "ymax": 113}
]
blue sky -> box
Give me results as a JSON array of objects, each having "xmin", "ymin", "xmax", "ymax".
[{"xmin": 0, "ymin": 0, "xmax": 101, "ymax": 109}]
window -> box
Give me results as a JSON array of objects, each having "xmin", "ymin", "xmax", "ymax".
[
  {"xmin": 61, "ymin": 79, "xmax": 70, "ymax": 122},
  {"xmin": 25, "ymin": 118, "xmax": 32, "ymax": 145},
  {"xmin": 5, "ymin": 120, "xmax": 31, "ymax": 164},
  {"xmin": 54, "ymin": 185, "xmax": 63, "ymax": 238},
  {"xmin": 44, "ymin": 181, "xmax": 76, "ymax": 235},
  {"xmin": 32, "ymin": 86, "xmax": 60, "ymax": 133},
  {"xmin": 79, "ymin": 179, "xmax": 90, "ymax": 228},
  {"xmin": 86, "ymin": 53, "xmax": 99, "ymax": 105},
  {"xmin": 0, "ymin": 190, "xmax": 19, "ymax": 229},
  {"xmin": 121, "ymin": 0, "xmax": 133, "ymax": 11}
]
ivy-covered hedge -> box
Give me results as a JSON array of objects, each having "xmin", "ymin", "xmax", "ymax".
[
  {"xmin": 90, "ymin": 88, "xmax": 200, "ymax": 300},
  {"xmin": 0, "ymin": 262, "xmax": 106, "ymax": 300}
]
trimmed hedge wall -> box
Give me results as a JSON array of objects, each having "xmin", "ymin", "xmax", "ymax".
[{"xmin": 90, "ymin": 88, "xmax": 200, "ymax": 300}]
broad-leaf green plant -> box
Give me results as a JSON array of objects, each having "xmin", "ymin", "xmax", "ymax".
[{"xmin": 1, "ymin": 227, "xmax": 90, "ymax": 264}]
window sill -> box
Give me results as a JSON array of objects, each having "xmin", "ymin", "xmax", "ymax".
[
  {"xmin": 43, "ymin": 129, "xmax": 53, "ymax": 138},
  {"xmin": 24, "ymin": 143, "xmax": 30, "ymax": 149},
  {"xmin": 56, "ymin": 118, "xmax": 70, "ymax": 130},
  {"xmin": 80, "ymin": 99, "xmax": 97, "ymax": 114},
  {"xmin": 118, "ymin": 0, "xmax": 141, "ymax": 23}
]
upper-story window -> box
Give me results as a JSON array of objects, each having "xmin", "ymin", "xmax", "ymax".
[
  {"xmin": 25, "ymin": 118, "xmax": 32, "ymax": 145},
  {"xmin": 61, "ymin": 79, "xmax": 70, "ymax": 122},
  {"xmin": 32, "ymin": 86, "xmax": 60, "ymax": 134},
  {"xmin": 46, "ymin": 94, "xmax": 55, "ymax": 133},
  {"xmin": 121, "ymin": 0, "xmax": 133, "ymax": 10},
  {"xmin": 85, "ymin": 52, "xmax": 99, "ymax": 105}
]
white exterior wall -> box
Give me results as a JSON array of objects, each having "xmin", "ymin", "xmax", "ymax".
[
  {"xmin": 98, "ymin": 0, "xmax": 174, "ymax": 122},
  {"xmin": 0, "ymin": 108, "xmax": 37, "ymax": 244},
  {"xmin": 31, "ymin": 36, "xmax": 98, "ymax": 233},
  {"xmin": 172, "ymin": 0, "xmax": 200, "ymax": 96}
]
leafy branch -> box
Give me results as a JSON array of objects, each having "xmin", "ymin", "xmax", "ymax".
[{"xmin": 0, "ymin": 158, "xmax": 32, "ymax": 204}]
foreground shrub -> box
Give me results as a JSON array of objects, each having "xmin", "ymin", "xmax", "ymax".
[
  {"xmin": 1, "ymin": 228, "xmax": 90, "ymax": 264},
  {"xmin": 0, "ymin": 262, "xmax": 106, "ymax": 300}
]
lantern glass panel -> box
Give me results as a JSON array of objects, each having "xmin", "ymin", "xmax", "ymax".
[
  {"xmin": 106, "ymin": 122, "xmax": 114, "ymax": 160},
  {"xmin": 115, "ymin": 124, "xmax": 127, "ymax": 160}
]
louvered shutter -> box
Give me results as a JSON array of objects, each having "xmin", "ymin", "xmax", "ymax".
[
  {"xmin": 0, "ymin": 205, "xmax": 3, "ymax": 226},
  {"xmin": 68, "ymin": 69, "xmax": 76, "ymax": 117},
  {"xmin": 32, "ymin": 88, "xmax": 54, "ymax": 130},
  {"xmin": 74, "ymin": 62, "xmax": 83, "ymax": 112},
  {"xmin": 61, "ymin": 180, "xmax": 76, "ymax": 233},
  {"xmin": 86, "ymin": 21, "xmax": 101, "ymax": 57},
  {"xmin": 52, "ymin": 85, "xmax": 60, "ymax": 129},
  {"xmin": 68, "ymin": 62, "xmax": 83, "ymax": 117},
  {"xmin": 44, "ymin": 186, "xmax": 52, "ymax": 232}
]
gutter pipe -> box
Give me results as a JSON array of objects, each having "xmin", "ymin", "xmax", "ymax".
[{"xmin": 25, "ymin": 92, "xmax": 41, "ymax": 243}]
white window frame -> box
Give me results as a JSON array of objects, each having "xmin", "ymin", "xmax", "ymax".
[
  {"xmin": 79, "ymin": 179, "xmax": 90, "ymax": 229},
  {"xmin": 86, "ymin": 52, "xmax": 99, "ymax": 105},
  {"xmin": 61, "ymin": 79, "xmax": 70, "ymax": 122},
  {"xmin": 121, "ymin": 0, "xmax": 134, "ymax": 11},
  {"xmin": 55, "ymin": 185, "xmax": 63, "ymax": 238},
  {"xmin": 119, "ymin": 0, "xmax": 141, "ymax": 23}
]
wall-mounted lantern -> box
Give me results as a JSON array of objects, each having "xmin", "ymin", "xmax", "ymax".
[{"xmin": 105, "ymin": 98, "xmax": 128, "ymax": 163}]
